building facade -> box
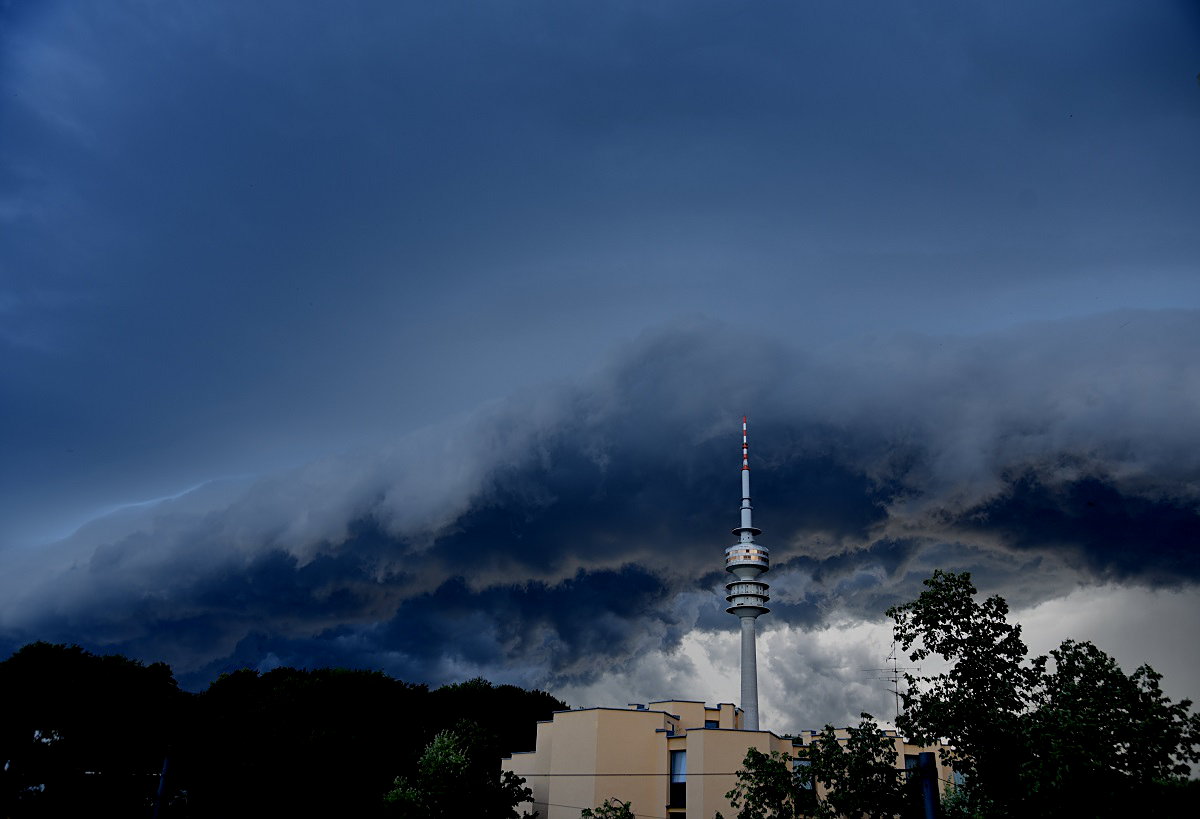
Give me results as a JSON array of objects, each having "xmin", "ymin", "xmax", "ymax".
[{"xmin": 502, "ymin": 700, "xmax": 954, "ymax": 819}]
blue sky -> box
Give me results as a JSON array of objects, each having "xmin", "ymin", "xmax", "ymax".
[{"xmin": 1, "ymin": 1, "xmax": 1198, "ymax": 728}]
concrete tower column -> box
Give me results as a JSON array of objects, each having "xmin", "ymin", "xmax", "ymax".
[{"xmin": 740, "ymin": 616, "xmax": 760, "ymax": 730}]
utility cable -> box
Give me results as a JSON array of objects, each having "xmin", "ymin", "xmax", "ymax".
[{"xmin": 542, "ymin": 801, "xmax": 669, "ymax": 819}]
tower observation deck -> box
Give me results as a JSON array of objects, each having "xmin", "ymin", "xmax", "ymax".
[{"xmin": 725, "ymin": 416, "xmax": 769, "ymax": 730}]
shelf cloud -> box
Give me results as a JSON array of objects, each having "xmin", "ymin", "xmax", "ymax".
[{"xmin": 2, "ymin": 313, "xmax": 1196, "ymax": 725}]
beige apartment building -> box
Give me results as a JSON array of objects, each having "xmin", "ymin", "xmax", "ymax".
[{"xmin": 502, "ymin": 699, "xmax": 954, "ymax": 819}]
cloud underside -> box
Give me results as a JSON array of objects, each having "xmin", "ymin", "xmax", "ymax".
[{"xmin": 2, "ymin": 313, "xmax": 1198, "ymax": 715}]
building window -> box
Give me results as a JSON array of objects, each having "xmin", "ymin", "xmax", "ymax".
[
  {"xmin": 704, "ymin": 719, "xmax": 719, "ymax": 729},
  {"xmin": 669, "ymin": 750, "xmax": 686, "ymax": 808},
  {"xmin": 793, "ymin": 757, "xmax": 814, "ymax": 790},
  {"xmin": 904, "ymin": 754, "xmax": 920, "ymax": 781},
  {"xmin": 670, "ymin": 750, "xmax": 686, "ymax": 781}
]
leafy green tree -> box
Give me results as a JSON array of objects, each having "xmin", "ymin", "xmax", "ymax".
[
  {"xmin": 431, "ymin": 677, "xmax": 566, "ymax": 758},
  {"xmin": 0, "ymin": 642, "xmax": 187, "ymax": 817},
  {"xmin": 1022, "ymin": 638, "xmax": 1200, "ymax": 817},
  {"xmin": 887, "ymin": 569, "xmax": 1035, "ymax": 816},
  {"xmin": 888, "ymin": 570, "xmax": 1200, "ymax": 818},
  {"xmin": 580, "ymin": 797, "xmax": 635, "ymax": 818},
  {"xmin": 806, "ymin": 714, "xmax": 905, "ymax": 819},
  {"xmin": 0, "ymin": 644, "xmax": 564, "ymax": 818},
  {"xmin": 383, "ymin": 721, "xmax": 535, "ymax": 819},
  {"xmin": 724, "ymin": 747, "xmax": 813, "ymax": 819},
  {"xmin": 189, "ymin": 666, "xmax": 433, "ymax": 818},
  {"xmin": 724, "ymin": 715, "xmax": 906, "ymax": 819},
  {"xmin": 189, "ymin": 667, "xmax": 564, "ymax": 818}
]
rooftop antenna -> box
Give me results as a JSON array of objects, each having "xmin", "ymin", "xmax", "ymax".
[
  {"xmin": 862, "ymin": 641, "xmax": 919, "ymax": 726},
  {"xmin": 725, "ymin": 416, "xmax": 770, "ymax": 730}
]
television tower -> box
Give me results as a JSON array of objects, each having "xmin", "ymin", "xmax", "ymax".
[{"xmin": 725, "ymin": 416, "xmax": 770, "ymax": 730}]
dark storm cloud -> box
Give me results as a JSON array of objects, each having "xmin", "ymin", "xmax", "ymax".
[
  {"xmin": 3, "ymin": 0, "xmax": 1199, "ymax": 549},
  {"xmin": 2, "ymin": 312, "xmax": 1197, "ymax": 691},
  {"xmin": 110, "ymin": 556, "xmax": 676, "ymax": 692},
  {"xmin": 955, "ymin": 473, "xmax": 1200, "ymax": 582}
]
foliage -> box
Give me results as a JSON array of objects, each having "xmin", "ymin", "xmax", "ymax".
[
  {"xmin": 887, "ymin": 568, "xmax": 1035, "ymax": 812},
  {"xmin": 1022, "ymin": 638, "xmax": 1200, "ymax": 816},
  {"xmin": 806, "ymin": 714, "xmax": 906, "ymax": 819},
  {"xmin": 0, "ymin": 641, "xmax": 186, "ymax": 817},
  {"xmin": 383, "ymin": 722, "xmax": 535, "ymax": 819},
  {"xmin": 580, "ymin": 796, "xmax": 635, "ymax": 818},
  {"xmin": 0, "ymin": 643, "xmax": 565, "ymax": 818},
  {"xmin": 725, "ymin": 715, "xmax": 908, "ymax": 819},
  {"xmin": 1143, "ymin": 776, "xmax": 1200, "ymax": 815},
  {"xmin": 188, "ymin": 668, "xmax": 563, "ymax": 818},
  {"xmin": 188, "ymin": 665, "xmax": 433, "ymax": 818},
  {"xmin": 937, "ymin": 782, "xmax": 974, "ymax": 819},
  {"xmin": 888, "ymin": 570, "xmax": 1200, "ymax": 818},
  {"xmin": 724, "ymin": 747, "xmax": 813, "ymax": 819},
  {"xmin": 431, "ymin": 677, "xmax": 565, "ymax": 758}
]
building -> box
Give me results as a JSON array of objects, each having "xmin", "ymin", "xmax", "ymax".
[
  {"xmin": 501, "ymin": 699, "xmax": 955, "ymax": 818},
  {"xmin": 502, "ymin": 699, "xmax": 775, "ymax": 819}
]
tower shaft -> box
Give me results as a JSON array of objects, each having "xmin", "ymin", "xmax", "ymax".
[{"xmin": 739, "ymin": 616, "xmax": 760, "ymax": 731}]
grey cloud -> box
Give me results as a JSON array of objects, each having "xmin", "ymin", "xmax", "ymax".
[{"xmin": 766, "ymin": 632, "xmax": 899, "ymax": 731}]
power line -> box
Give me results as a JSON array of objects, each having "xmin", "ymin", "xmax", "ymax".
[
  {"xmin": 518, "ymin": 767, "xmax": 931, "ymax": 778},
  {"xmin": 542, "ymin": 800, "xmax": 668, "ymax": 819},
  {"xmin": 517, "ymin": 771, "xmax": 743, "ymax": 777}
]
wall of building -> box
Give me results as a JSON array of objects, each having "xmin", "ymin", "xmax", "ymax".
[
  {"xmin": 505, "ymin": 707, "xmax": 674, "ymax": 819},
  {"xmin": 686, "ymin": 728, "xmax": 791, "ymax": 816}
]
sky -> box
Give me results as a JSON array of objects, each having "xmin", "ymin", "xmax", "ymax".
[{"xmin": 1, "ymin": 0, "xmax": 1198, "ymax": 731}]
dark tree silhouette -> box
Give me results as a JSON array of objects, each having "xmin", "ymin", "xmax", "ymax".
[
  {"xmin": 0, "ymin": 643, "xmax": 566, "ymax": 818},
  {"xmin": 184, "ymin": 668, "xmax": 564, "ymax": 817},
  {"xmin": 889, "ymin": 571, "xmax": 1200, "ymax": 818},
  {"xmin": 806, "ymin": 714, "xmax": 907, "ymax": 819},
  {"xmin": 0, "ymin": 642, "xmax": 187, "ymax": 818},
  {"xmin": 383, "ymin": 720, "xmax": 536, "ymax": 818}
]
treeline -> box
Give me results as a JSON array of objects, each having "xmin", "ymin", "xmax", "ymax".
[{"xmin": 0, "ymin": 642, "xmax": 565, "ymax": 818}]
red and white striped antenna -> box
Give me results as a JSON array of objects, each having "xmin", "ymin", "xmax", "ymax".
[{"xmin": 742, "ymin": 415, "xmax": 750, "ymax": 471}]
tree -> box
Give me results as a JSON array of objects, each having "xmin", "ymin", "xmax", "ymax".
[
  {"xmin": 580, "ymin": 797, "xmax": 635, "ymax": 818},
  {"xmin": 806, "ymin": 714, "xmax": 906, "ymax": 819},
  {"xmin": 887, "ymin": 569, "xmax": 1035, "ymax": 816},
  {"xmin": 724, "ymin": 747, "xmax": 813, "ymax": 819},
  {"xmin": 0, "ymin": 642, "xmax": 187, "ymax": 818},
  {"xmin": 383, "ymin": 722, "xmax": 536, "ymax": 819},
  {"xmin": 430, "ymin": 677, "xmax": 566, "ymax": 759},
  {"xmin": 888, "ymin": 570, "xmax": 1200, "ymax": 818},
  {"xmin": 1022, "ymin": 639, "xmax": 1200, "ymax": 817},
  {"xmin": 189, "ymin": 666, "xmax": 433, "ymax": 818},
  {"xmin": 0, "ymin": 644, "xmax": 564, "ymax": 818},
  {"xmin": 723, "ymin": 715, "xmax": 906, "ymax": 819}
]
